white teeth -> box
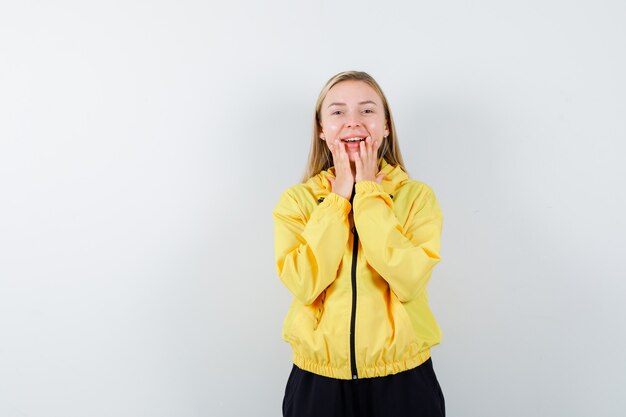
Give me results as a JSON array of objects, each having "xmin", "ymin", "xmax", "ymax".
[{"xmin": 342, "ymin": 137, "xmax": 365, "ymax": 142}]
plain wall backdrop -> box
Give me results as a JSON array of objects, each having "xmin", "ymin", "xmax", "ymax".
[{"xmin": 1, "ymin": 1, "xmax": 625, "ymax": 416}]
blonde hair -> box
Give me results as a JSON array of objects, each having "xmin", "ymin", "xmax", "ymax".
[{"xmin": 300, "ymin": 70, "xmax": 409, "ymax": 183}]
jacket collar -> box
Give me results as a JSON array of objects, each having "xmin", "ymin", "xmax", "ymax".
[{"xmin": 306, "ymin": 158, "xmax": 409, "ymax": 202}]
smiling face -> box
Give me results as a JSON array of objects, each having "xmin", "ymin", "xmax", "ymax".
[{"xmin": 319, "ymin": 80, "xmax": 389, "ymax": 163}]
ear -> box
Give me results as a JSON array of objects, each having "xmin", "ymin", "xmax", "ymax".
[{"xmin": 319, "ymin": 131, "xmax": 325, "ymax": 140}]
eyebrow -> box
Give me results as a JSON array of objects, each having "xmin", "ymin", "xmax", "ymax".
[{"xmin": 327, "ymin": 100, "xmax": 377, "ymax": 108}]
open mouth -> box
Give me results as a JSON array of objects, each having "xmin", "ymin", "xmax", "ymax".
[{"xmin": 341, "ymin": 137, "xmax": 366, "ymax": 143}]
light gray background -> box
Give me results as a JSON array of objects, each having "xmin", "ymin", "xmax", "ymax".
[{"xmin": 1, "ymin": 1, "xmax": 625, "ymax": 416}]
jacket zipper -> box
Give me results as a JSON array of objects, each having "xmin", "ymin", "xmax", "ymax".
[
  {"xmin": 349, "ymin": 188, "xmax": 359, "ymax": 380},
  {"xmin": 350, "ymin": 225, "xmax": 359, "ymax": 379}
]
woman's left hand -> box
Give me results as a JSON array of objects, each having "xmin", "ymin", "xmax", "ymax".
[{"xmin": 354, "ymin": 136, "xmax": 386, "ymax": 184}]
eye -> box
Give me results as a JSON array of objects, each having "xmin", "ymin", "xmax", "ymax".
[
  {"xmin": 363, "ymin": 109, "xmax": 374, "ymax": 114},
  {"xmin": 331, "ymin": 110, "xmax": 342, "ymax": 115}
]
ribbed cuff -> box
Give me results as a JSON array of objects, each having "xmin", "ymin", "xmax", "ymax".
[
  {"xmin": 320, "ymin": 192, "xmax": 352, "ymax": 216},
  {"xmin": 355, "ymin": 180, "xmax": 384, "ymax": 194}
]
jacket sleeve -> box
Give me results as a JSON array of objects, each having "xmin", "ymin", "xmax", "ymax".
[
  {"xmin": 353, "ymin": 180, "xmax": 443, "ymax": 302},
  {"xmin": 272, "ymin": 189, "xmax": 351, "ymax": 305}
]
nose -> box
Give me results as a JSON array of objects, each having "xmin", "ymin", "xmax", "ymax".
[{"xmin": 345, "ymin": 110, "xmax": 362, "ymax": 127}]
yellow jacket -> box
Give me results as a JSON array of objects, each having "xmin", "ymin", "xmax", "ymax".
[{"xmin": 272, "ymin": 158, "xmax": 444, "ymax": 380}]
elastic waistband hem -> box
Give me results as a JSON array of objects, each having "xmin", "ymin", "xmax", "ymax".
[{"xmin": 292, "ymin": 349, "xmax": 432, "ymax": 380}]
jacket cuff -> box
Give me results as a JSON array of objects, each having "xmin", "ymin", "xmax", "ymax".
[
  {"xmin": 355, "ymin": 180, "xmax": 384, "ymax": 194},
  {"xmin": 320, "ymin": 192, "xmax": 352, "ymax": 216}
]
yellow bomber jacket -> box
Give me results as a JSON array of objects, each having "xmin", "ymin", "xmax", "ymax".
[{"xmin": 272, "ymin": 158, "xmax": 443, "ymax": 380}]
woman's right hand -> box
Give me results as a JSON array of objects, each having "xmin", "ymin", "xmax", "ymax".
[{"xmin": 327, "ymin": 138, "xmax": 354, "ymax": 200}]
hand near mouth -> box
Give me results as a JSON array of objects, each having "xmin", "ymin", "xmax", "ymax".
[
  {"xmin": 354, "ymin": 136, "xmax": 386, "ymax": 184},
  {"xmin": 327, "ymin": 138, "xmax": 354, "ymax": 200}
]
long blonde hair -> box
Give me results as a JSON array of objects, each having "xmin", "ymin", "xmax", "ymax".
[{"xmin": 300, "ymin": 70, "xmax": 409, "ymax": 183}]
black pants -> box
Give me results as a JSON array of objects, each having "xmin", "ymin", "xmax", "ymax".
[{"xmin": 282, "ymin": 357, "xmax": 445, "ymax": 417}]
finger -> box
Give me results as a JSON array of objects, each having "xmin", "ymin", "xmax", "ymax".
[
  {"xmin": 339, "ymin": 139, "xmax": 349, "ymax": 165},
  {"xmin": 374, "ymin": 138, "xmax": 381, "ymax": 157},
  {"xmin": 366, "ymin": 136, "xmax": 373, "ymax": 161},
  {"xmin": 329, "ymin": 138, "xmax": 336, "ymax": 156},
  {"xmin": 362, "ymin": 136, "xmax": 372, "ymax": 168},
  {"xmin": 353, "ymin": 149, "xmax": 362, "ymax": 180},
  {"xmin": 359, "ymin": 137, "xmax": 367, "ymax": 164},
  {"xmin": 329, "ymin": 139, "xmax": 337, "ymax": 152},
  {"xmin": 334, "ymin": 140, "xmax": 342, "ymax": 163},
  {"xmin": 333, "ymin": 139, "xmax": 344, "ymax": 166}
]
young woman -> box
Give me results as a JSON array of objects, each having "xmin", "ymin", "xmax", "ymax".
[{"xmin": 272, "ymin": 71, "xmax": 446, "ymax": 417}]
